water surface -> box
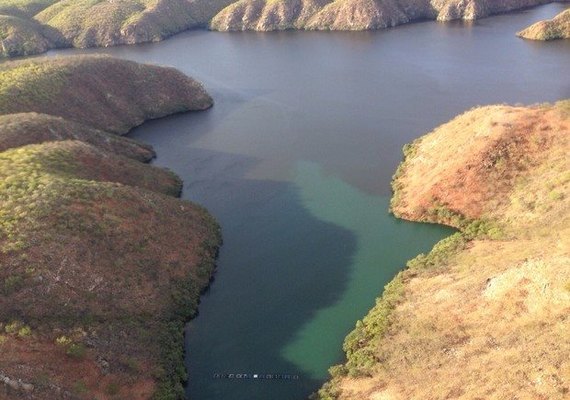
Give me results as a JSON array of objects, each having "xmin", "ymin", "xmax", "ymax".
[{"xmin": 48, "ymin": 4, "xmax": 570, "ymax": 399}]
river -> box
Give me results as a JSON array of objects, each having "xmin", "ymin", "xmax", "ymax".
[{"xmin": 48, "ymin": 3, "xmax": 570, "ymax": 399}]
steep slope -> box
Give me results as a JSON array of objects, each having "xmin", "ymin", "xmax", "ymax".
[
  {"xmin": 518, "ymin": 8, "xmax": 570, "ymax": 39},
  {"xmin": 0, "ymin": 0, "xmax": 565, "ymax": 57},
  {"xmin": 0, "ymin": 55, "xmax": 212, "ymax": 134},
  {"xmin": 0, "ymin": 56, "xmax": 220, "ymax": 399},
  {"xmin": 315, "ymin": 101, "xmax": 569, "ymax": 400},
  {"xmin": 211, "ymin": 0, "xmax": 557, "ymax": 31}
]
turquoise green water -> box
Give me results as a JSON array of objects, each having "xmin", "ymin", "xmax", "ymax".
[{"xmin": 283, "ymin": 162, "xmax": 452, "ymax": 379}]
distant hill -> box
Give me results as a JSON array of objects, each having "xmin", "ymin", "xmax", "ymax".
[
  {"xmin": 0, "ymin": 55, "xmax": 220, "ymax": 400},
  {"xmin": 314, "ymin": 101, "xmax": 570, "ymax": 400},
  {"xmin": 210, "ymin": 0, "xmax": 556, "ymax": 31},
  {"xmin": 517, "ymin": 8, "xmax": 570, "ymax": 39},
  {"xmin": 0, "ymin": 0, "xmax": 235, "ymax": 57}
]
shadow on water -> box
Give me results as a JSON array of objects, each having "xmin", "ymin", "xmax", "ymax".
[
  {"xmin": 141, "ymin": 145, "xmax": 358, "ymax": 399},
  {"xmin": 131, "ymin": 119, "xmax": 452, "ymax": 400},
  {"xmin": 131, "ymin": 111, "xmax": 359, "ymax": 400}
]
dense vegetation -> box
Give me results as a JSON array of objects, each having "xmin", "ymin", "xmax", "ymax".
[
  {"xmin": 314, "ymin": 101, "xmax": 569, "ymax": 399},
  {"xmin": 518, "ymin": 8, "xmax": 570, "ymax": 40},
  {"xmin": 0, "ymin": 55, "xmax": 220, "ymax": 399}
]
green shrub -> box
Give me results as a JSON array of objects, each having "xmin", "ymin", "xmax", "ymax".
[
  {"xmin": 18, "ymin": 325, "xmax": 31, "ymax": 337},
  {"xmin": 407, "ymin": 233, "xmax": 466, "ymax": 270},
  {"xmin": 66, "ymin": 343, "xmax": 86, "ymax": 359}
]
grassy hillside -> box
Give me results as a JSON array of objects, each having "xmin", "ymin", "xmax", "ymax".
[
  {"xmin": 314, "ymin": 101, "xmax": 569, "ymax": 399},
  {"xmin": 0, "ymin": 56, "xmax": 220, "ymax": 400},
  {"xmin": 518, "ymin": 8, "xmax": 570, "ymax": 39},
  {"xmin": 0, "ymin": 55, "xmax": 212, "ymax": 134},
  {"xmin": 210, "ymin": 0, "xmax": 556, "ymax": 31}
]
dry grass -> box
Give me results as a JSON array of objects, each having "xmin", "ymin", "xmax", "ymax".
[
  {"xmin": 316, "ymin": 101, "xmax": 570, "ymax": 400},
  {"xmin": 211, "ymin": 0, "xmax": 554, "ymax": 31},
  {"xmin": 391, "ymin": 103, "xmax": 569, "ymax": 228}
]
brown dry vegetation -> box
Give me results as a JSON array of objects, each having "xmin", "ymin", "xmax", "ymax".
[
  {"xmin": 0, "ymin": 56, "xmax": 220, "ymax": 399},
  {"xmin": 315, "ymin": 101, "xmax": 569, "ymax": 400}
]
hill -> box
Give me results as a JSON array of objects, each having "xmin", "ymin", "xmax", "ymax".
[
  {"xmin": 0, "ymin": 55, "xmax": 212, "ymax": 134},
  {"xmin": 314, "ymin": 101, "xmax": 570, "ymax": 400},
  {"xmin": 210, "ymin": 0, "xmax": 556, "ymax": 31},
  {"xmin": 517, "ymin": 8, "xmax": 570, "ymax": 39},
  {"xmin": 0, "ymin": 0, "xmax": 235, "ymax": 58},
  {"xmin": 0, "ymin": 56, "xmax": 220, "ymax": 400}
]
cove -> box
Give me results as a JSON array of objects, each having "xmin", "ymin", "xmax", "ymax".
[{"xmin": 46, "ymin": 3, "xmax": 570, "ymax": 399}]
